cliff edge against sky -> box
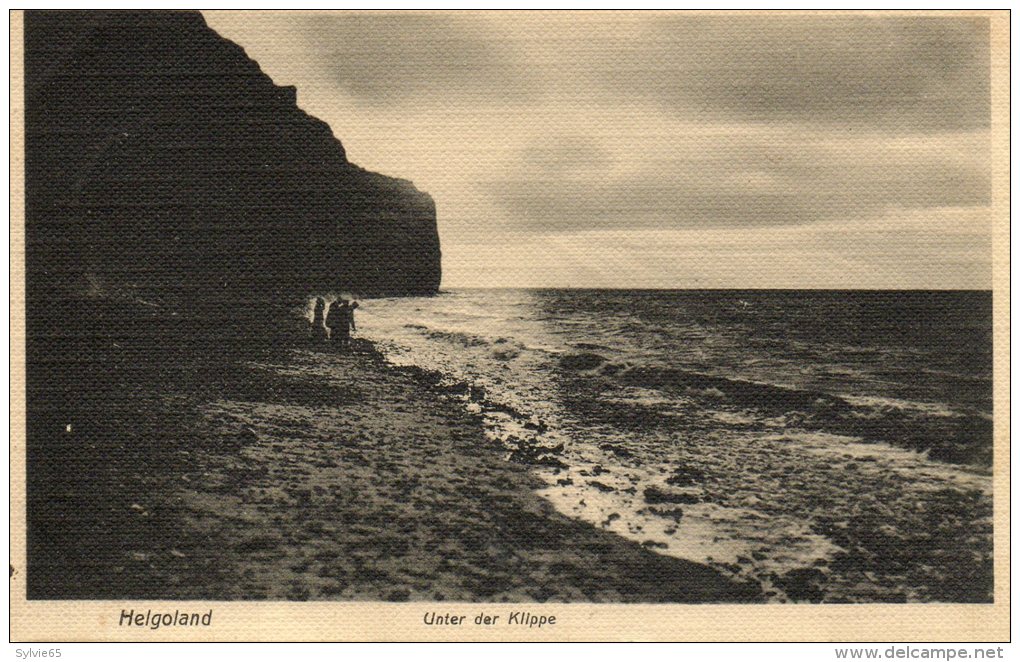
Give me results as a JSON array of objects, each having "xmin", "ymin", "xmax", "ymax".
[{"xmin": 24, "ymin": 10, "xmax": 442, "ymax": 301}]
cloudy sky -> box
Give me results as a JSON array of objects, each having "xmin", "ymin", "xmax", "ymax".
[{"xmin": 204, "ymin": 11, "xmax": 993, "ymax": 289}]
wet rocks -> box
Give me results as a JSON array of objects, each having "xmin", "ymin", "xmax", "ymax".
[
  {"xmin": 599, "ymin": 362, "xmax": 626, "ymax": 376},
  {"xmin": 644, "ymin": 485, "xmax": 704, "ymax": 505},
  {"xmin": 775, "ymin": 567, "xmax": 827, "ymax": 603},
  {"xmin": 572, "ymin": 342, "xmax": 610, "ymax": 352},
  {"xmin": 665, "ymin": 465, "xmax": 705, "ymax": 487},
  {"xmin": 505, "ymin": 436, "xmax": 566, "ymax": 468},
  {"xmin": 492, "ymin": 349, "xmax": 520, "ymax": 362},
  {"xmin": 559, "ymin": 353, "xmax": 607, "ymax": 371},
  {"xmin": 599, "ymin": 443, "xmax": 633, "ymax": 458},
  {"xmin": 523, "ymin": 418, "xmax": 549, "ymax": 433},
  {"xmin": 648, "ymin": 507, "xmax": 684, "ymax": 522}
]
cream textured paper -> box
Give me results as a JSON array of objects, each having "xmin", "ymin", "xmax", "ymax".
[{"xmin": 9, "ymin": 9, "xmax": 1010, "ymax": 642}]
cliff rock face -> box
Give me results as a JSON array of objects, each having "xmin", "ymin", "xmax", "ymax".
[{"xmin": 24, "ymin": 10, "xmax": 441, "ymax": 300}]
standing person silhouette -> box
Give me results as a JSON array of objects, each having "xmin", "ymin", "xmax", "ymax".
[
  {"xmin": 311, "ymin": 297, "xmax": 327, "ymax": 341},
  {"xmin": 326, "ymin": 299, "xmax": 351, "ymax": 351},
  {"xmin": 347, "ymin": 301, "xmax": 359, "ymax": 350}
]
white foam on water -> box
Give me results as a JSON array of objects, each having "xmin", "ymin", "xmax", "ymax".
[
  {"xmin": 841, "ymin": 394, "xmax": 962, "ymax": 418},
  {"xmin": 535, "ymin": 459, "xmax": 841, "ymax": 585},
  {"xmin": 770, "ymin": 431, "xmax": 992, "ymax": 494}
]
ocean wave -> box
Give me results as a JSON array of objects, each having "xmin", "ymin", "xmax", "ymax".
[
  {"xmin": 569, "ymin": 364, "xmax": 992, "ymax": 467},
  {"xmin": 615, "ymin": 365, "xmax": 850, "ymax": 413},
  {"xmin": 358, "ymin": 289, "xmax": 993, "ymax": 601},
  {"xmin": 421, "ymin": 328, "xmax": 490, "ymax": 348}
]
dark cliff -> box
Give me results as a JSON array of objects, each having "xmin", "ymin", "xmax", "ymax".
[{"xmin": 24, "ymin": 10, "xmax": 442, "ymax": 301}]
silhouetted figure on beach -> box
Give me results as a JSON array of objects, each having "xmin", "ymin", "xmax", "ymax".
[
  {"xmin": 312, "ymin": 297, "xmax": 327, "ymax": 340},
  {"xmin": 326, "ymin": 299, "xmax": 356, "ymax": 351},
  {"xmin": 349, "ymin": 301, "xmax": 359, "ymax": 347},
  {"xmin": 325, "ymin": 300, "xmax": 344, "ymax": 346}
]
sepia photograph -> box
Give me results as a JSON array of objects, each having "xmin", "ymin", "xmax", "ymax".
[{"xmin": 10, "ymin": 8, "xmax": 1009, "ymax": 642}]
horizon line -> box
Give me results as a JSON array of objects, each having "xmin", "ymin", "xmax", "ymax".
[{"xmin": 437, "ymin": 286, "xmax": 993, "ymax": 293}]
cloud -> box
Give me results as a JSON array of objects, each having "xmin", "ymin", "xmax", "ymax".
[
  {"xmin": 520, "ymin": 135, "xmax": 612, "ymax": 175},
  {"xmin": 288, "ymin": 12, "xmax": 535, "ymax": 105},
  {"xmin": 598, "ymin": 15, "xmax": 990, "ymax": 132},
  {"xmin": 482, "ymin": 130, "xmax": 990, "ymax": 232}
]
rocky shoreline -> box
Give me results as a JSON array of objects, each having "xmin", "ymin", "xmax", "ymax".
[{"xmin": 27, "ymin": 308, "xmax": 760, "ymax": 602}]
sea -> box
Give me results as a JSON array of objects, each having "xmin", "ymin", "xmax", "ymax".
[{"xmin": 336, "ymin": 289, "xmax": 994, "ymax": 603}]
